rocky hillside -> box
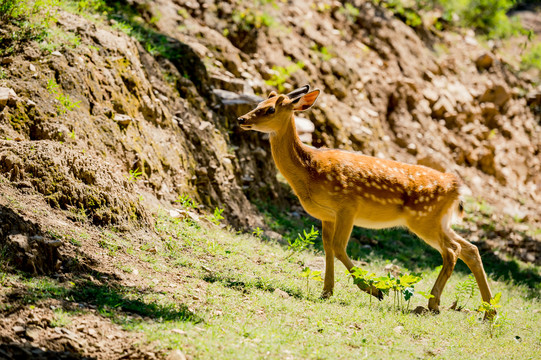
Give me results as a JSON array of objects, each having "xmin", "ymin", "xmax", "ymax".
[{"xmin": 0, "ymin": 0, "xmax": 540, "ymax": 269}]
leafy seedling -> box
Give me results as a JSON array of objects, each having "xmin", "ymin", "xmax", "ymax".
[
  {"xmin": 286, "ymin": 226, "xmax": 319, "ymax": 259},
  {"xmin": 299, "ymin": 267, "xmax": 323, "ymax": 297}
]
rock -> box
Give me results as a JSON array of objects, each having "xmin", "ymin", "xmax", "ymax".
[
  {"xmin": 393, "ymin": 326, "xmax": 404, "ymax": 334},
  {"xmin": 169, "ymin": 209, "xmax": 188, "ymax": 219},
  {"xmin": 51, "ymin": 51, "xmax": 62, "ymax": 57},
  {"xmin": 167, "ymin": 349, "xmax": 187, "ymax": 360},
  {"xmin": 213, "ymin": 89, "xmax": 262, "ymax": 116},
  {"xmin": 384, "ymin": 264, "xmax": 400, "ymax": 276},
  {"xmin": 209, "ymin": 75, "xmax": 246, "ymax": 93},
  {"xmin": 406, "ymin": 143, "xmax": 417, "ymax": 155},
  {"xmin": 431, "ymin": 96, "xmax": 454, "ymax": 118},
  {"xmin": 502, "ymin": 203, "xmax": 527, "ymax": 222},
  {"xmin": 526, "ymin": 90, "xmax": 541, "ymax": 107},
  {"xmin": 171, "ymin": 328, "xmax": 187, "ymax": 335},
  {"xmin": 12, "ymin": 326, "xmax": 25, "ymax": 334},
  {"xmin": 479, "ymin": 84, "xmax": 510, "ymax": 107},
  {"xmin": 475, "ymin": 53, "xmax": 494, "ymax": 70},
  {"xmin": 274, "ymin": 288, "xmax": 290, "ymax": 298},
  {"xmin": 0, "ymin": 87, "xmax": 19, "ymax": 108},
  {"xmin": 25, "ymin": 326, "xmax": 40, "ymax": 341},
  {"xmin": 295, "ymin": 116, "xmax": 315, "ymax": 143},
  {"xmin": 422, "ymin": 88, "xmax": 439, "ymax": 105},
  {"xmin": 113, "ymin": 114, "xmax": 133, "ymax": 126}
]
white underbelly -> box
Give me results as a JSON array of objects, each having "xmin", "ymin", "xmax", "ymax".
[{"xmin": 353, "ymin": 217, "xmax": 406, "ymax": 229}]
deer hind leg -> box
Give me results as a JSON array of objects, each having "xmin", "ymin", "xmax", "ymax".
[
  {"xmin": 445, "ymin": 228, "xmax": 493, "ymax": 307},
  {"xmin": 321, "ymin": 220, "xmax": 335, "ymax": 299},
  {"xmin": 427, "ymin": 235, "xmax": 461, "ymax": 312},
  {"xmin": 332, "ymin": 211, "xmax": 383, "ymax": 300}
]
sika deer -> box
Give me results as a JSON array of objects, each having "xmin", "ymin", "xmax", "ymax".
[{"xmin": 238, "ymin": 85, "xmax": 494, "ymax": 316}]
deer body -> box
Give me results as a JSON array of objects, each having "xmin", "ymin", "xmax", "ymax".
[{"xmin": 238, "ymin": 86, "xmax": 493, "ymax": 314}]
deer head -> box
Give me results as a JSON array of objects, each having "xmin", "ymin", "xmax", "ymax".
[{"xmin": 237, "ymin": 85, "xmax": 320, "ymax": 134}]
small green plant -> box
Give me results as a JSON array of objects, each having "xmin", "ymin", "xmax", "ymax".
[
  {"xmin": 286, "ymin": 226, "xmax": 318, "ymax": 258},
  {"xmin": 454, "ymin": 275, "xmax": 477, "ymax": 310},
  {"xmin": 125, "ymin": 168, "xmax": 142, "ymax": 182},
  {"xmin": 175, "ymin": 194, "xmax": 197, "ymax": 209},
  {"xmin": 417, "ymin": 290, "xmax": 434, "ymax": 300},
  {"xmin": 0, "ymin": 68, "xmax": 6, "ymax": 79},
  {"xmin": 349, "ymin": 267, "xmax": 422, "ymax": 312},
  {"xmin": 211, "ymin": 207, "xmax": 225, "ymax": 225},
  {"xmin": 264, "ymin": 60, "xmax": 305, "ymax": 92},
  {"xmin": 310, "ymin": 44, "xmax": 334, "ymax": 61},
  {"xmin": 299, "ymin": 267, "xmax": 323, "ymax": 296},
  {"xmin": 339, "ymin": 2, "xmax": 359, "ymax": 23},
  {"xmin": 348, "ymin": 267, "xmax": 380, "ymax": 307},
  {"xmin": 47, "ymin": 78, "xmax": 81, "ymax": 115},
  {"xmin": 231, "ymin": 6, "xmax": 276, "ymax": 31},
  {"xmin": 50, "ymin": 308, "xmax": 72, "ymax": 327},
  {"xmin": 47, "ymin": 78, "xmax": 59, "ymax": 93},
  {"xmin": 478, "ymin": 292, "xmax": 505, "ymax": 337},
  {"xmin": 68, "ymin": 130, "xmax": 76, "ymax": 140},
  {"xmin": 98, "ymin": 236, "xmax": 121, "ymax": 257},
  {"xmin": 252, "ymin": 227, "xmax": 263, "ymax": 239}
]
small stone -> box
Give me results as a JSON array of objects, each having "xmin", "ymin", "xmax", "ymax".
[
  {"xmin": 29, "ymin": 64, "xmax": 36, "ymax": 72},
  {"xmin": 113, "ymin": 114, "xmax": 133, "ymax": 126},
  {"xmin": 431, "ymin": 96, "xmax": 454, "ymax": 118},
  {"xmin": 171, "ymin": 328, "xmax": 187, "ymax": 335},
  {"xmin": 169, "ymin": 209, "xmax": 187, "ymax": 219},
  {"xmin": 393, "ymin": 326, "xmax": 404, "ymax": 334},
  {"xmin": 475, "ymin": 53, "xmax": 494, "ymax": 70},
  {"xmin": 0, "ymin": 87, "xmax": 19, "ymax": 108},
  {"xmin": 13, "ymin": 325, "xmax": 25, "ymax": 334},
  {"xmin": 51, "ymin": 51, "xmax": 62, "ymax": 57},
  {"xmin": 27, "ymin": 99, "xmax": 36, "ymax": 107},
  {"xmin": 274, "ymin": 288, "xmax": 290, "ymax": 298},
  {"xmin": 406, "ymin": 143, "xmax": 417, "ymax": 155},
  {"xmin": 25, "ymin": 326, "xmax": 40, "ymax": 341},
  {"xmin": 167, "ymin": 349, "xmax": 187, "ymax": 360}
]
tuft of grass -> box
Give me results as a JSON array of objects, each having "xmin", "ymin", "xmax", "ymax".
[
  {"xmin": 522, "ymin": 42, "xmax": 541, "ymax": 72},
  {"xmin": 46, "ymin": 78, "xmax": 81, "ymax": 115}
]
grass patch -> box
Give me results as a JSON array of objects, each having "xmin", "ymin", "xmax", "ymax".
[{"xmin": 1, "ymin": 210, "xmax": 540, "ymax": 358}]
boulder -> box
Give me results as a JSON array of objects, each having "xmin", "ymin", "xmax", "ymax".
[
  {"xmin": 213, "ymin": 89, "xmax": 261, "ymax": 116},
  {"xmin": 0, "ymin": 87, "xmax": 19, "ymax": 109}
]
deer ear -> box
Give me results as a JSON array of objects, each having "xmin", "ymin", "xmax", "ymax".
[
  {"xmin": 292, "ymin": 90, "xmax": 320, "ymax": 111},
  {"xmin": 268, "ymin": 91, "xmax": 278, "ymax": 98}
]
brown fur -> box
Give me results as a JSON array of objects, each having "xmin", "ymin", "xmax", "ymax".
[{"xmin": 238, "ymin": 88, "xmax": 494, "ymax": 316}]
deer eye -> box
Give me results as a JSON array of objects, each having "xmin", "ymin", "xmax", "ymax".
[{"xmin": 265, "ymin": 107, "xmax": 275, "ymax": 115}]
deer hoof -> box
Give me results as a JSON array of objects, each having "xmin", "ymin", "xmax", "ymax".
[{"xmin": 320, "ymin": 290, "xmax": 333, "ymax": 299}]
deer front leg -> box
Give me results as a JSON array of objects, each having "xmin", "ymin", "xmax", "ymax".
[
  {"xmin": 321, "ymin": 220, "xmax": 335, "ymax": 299},
  {"xmin": 332, "ymin": 210, "xmax": 383, "ymax": 300}
]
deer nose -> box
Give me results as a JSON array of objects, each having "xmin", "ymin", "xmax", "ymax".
[{"xmin": 237, "ymin": 117, "xmax": 246, "ymax": 124}]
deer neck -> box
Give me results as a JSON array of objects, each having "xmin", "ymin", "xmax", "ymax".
[{"xmin": 269, "ymin": 115, "xmax": 312, "ymax": 193}]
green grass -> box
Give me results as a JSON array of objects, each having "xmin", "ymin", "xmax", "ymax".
[{"xmin": 1, "ymin": 209, "xmax": 540, "ymax": 359}]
